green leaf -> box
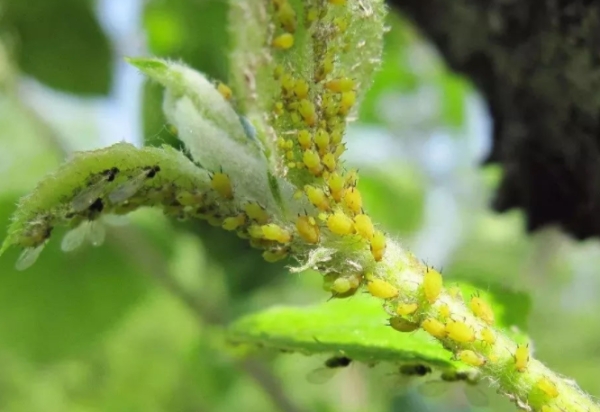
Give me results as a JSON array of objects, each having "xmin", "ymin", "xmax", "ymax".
[
  {"xmin": 1, "ymin": 0, "xmax": 112, "ymax": 95},
  {"xmin": 228, "ymin": 295, "xmax": 460, "ymax": 369},
  {"xmin": 0, "ymin": 196, "xmax": 149, "ymax": 363},
  {"xmin": 0, "ymin": 142, "xmax": 211, "ymax": 257}
]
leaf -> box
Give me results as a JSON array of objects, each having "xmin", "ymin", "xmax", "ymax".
[
  {"xmin": 128, "ymin": 57, "xmax": 294, "ymax": 218},
  {"xmin": 0, "ymin": 195, "xmax": 149, "ymax": 363},
  {"xmin": 1, "ymin": 0, "xmax": 112, "ymax": 95},
  {"xmin": 0, "ymin": 142, "xmax": 211, "ymax": 258},
  {"xmin": 228, "ymin": 295, "xmax": 460, "ymax": 369},
  {"xmin": 228, "ymin": 285, "xmax": 530, "ymax": 367}
]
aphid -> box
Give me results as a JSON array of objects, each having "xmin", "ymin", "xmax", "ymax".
[
  {"xmin": 244, "ymin": 202, "xmax": 270, "ymax": 224},
  {"xmin": 261, "ymin": 223, "xmax": 292, "ymax": 243},
  {"xmin": 327, "ymin": 172, "xmax": 345, "ymax": 202},
  {"xmin": 262, "ymin": 247, "xmax": 289, "ymax": 263},
  {"xmin": 315, "ymin": 56, "xmax": 334, "ymax": 82},
  {"xmin": 297, "ymin": 130, "xmax": 312, "ymax": 150},
  {"xmin": 370, "ymin": 230, "xmax": 386, "ymax": 261},
  {"xmin": 339, "ymin": 91, "xmax": 356, "ymax": 115},
  {"xmin": 15, "ymin": 243, "xmax": 47, "ymax": 271},
  {"xmin": 396, "ymin": 302, "xmax": 418, "ymax": 316},
  {"xmin": 458, "ymin": 350, "xmax": 486, "ymax": 367},
  {"xmin": 399, "ymin": 364, "xmax": 432, "ymax": 377},
  {"xmin": 448, "ymin": 286, "xmax": 463, "ymax": 301},
  {"xmin": 273, "ymin": 64, "xmax": 284, "ymax": 80},
  {"xmin": 276, "ymin": 2, "xmax": 297, "ymax": 33},
  {"xmin": 303, "ymin": 150, "xmax": 322, "ymax": 175},
  {"xmin": 61, "ymin": 220, "xmax": 106, "ymax": 252},
  {"xmin": 222, "ymin": 214, "xmax": 246, "ymax": 231},
  {"xmin": 314, "ymin": 129, "xmax": 330, "ymax": 154},
  {"xmin": 389, "ymin": 316, "xmax": 420, "ymax": 333},
  {"xmin": 446, "ymin": 320, "xmax": 476, "ymax": 343},
  {"xmin": 281, "ymin": 73, "xmax": 295, "ymax": 96},
  {"xmin": 537, "ymin": 377, "xmax": 559, "ymax": 399},
  {"xmin": 176, "ymin": 190, "xmax": 204, "ymax": 207},
  {"xmin": 332, "ymin": 17, "xmax": 349, "ymax": 34},
  {"xmin": 345, "ymin": 169, "xmax": 359, "ymax": 186},
  {"xmin": 298, "ymin": 99, "xmax": 317, "ymax": 126},
  {"xmin": 439, "ymin": 303, "xmax": 451, "ymax": 319},
  {"xmin": 321, "ymin": 153, "xmax": 335, "ymax": 172},
  {"xmin": 326, "ymin": 211, "xmax": 355, "ymax": 236},
  {"xmin": 330, "ymin": 129, "xmax": 343, "ymax": 145},
  {"xmin": 109, "ymin": 166, "xmax": 160, "ymax": 204},
  {"xmin": 272, "ymin": 33, "xmax": 294, "ymax": 50},
  {"xmin": 514, "ymin": 344, "xmax": 529, "ymax": 372},
  {"xmin": 305, "ymin": 185, "xmax": 330, "ymax": 211},
  {"xmin": 423, "ymin": 267, "xmax": 443, "ymax": 304},
  {"xmin": 307, "ymin": 356, "xmax": 352, "ymax": 384},
  {"xmin": 210, "ymin": 171, "xmax": 233, "ymax": 200},
  {"xmin": 367, "ymin": 279, "xmax": 399, "ymax": 299},
  {"xmin": 480, "ymin": 328, "xmax": 496, "ymax": 345},
  {"xmin": 421, "ymin": 318, "xmax": 446, "ymax": 339},
  {"xmin": 248, "ymin": 224, "xmax": 265, "ymax": 239},
  {"xmin": 354, "ymin": 214, "xmax": 374, "ymax": 240},
  {"xmin": 342, "ymin": 187, "xmax": 362, "ymax": 214},
  {"xmin": 325, "ymin": 77, "xmax": 355, "ymax": 93},
  {"xmin": 293, "ymin": 78, "xmax": 309, "ymax": 99},
  {"xmin": 217, "ymin": 82, "xmax": 232, "ymax": 100},
  {"xmin": 330, "ymin": 273, "xmax": 361, "ymax": 297},
  {"xmin": 296, "ymin": 215, "xmax": 320, "ymax": 244},
  {"xmin": 470, "ymin": 294, "xmax": 495, "ymax": 325},
  {"xmin": 333, "ymin": 143, "xmax": 346, "ymax": 159},
  {"xmin": 71, "ymin": 167, "xmax": 119, "ymax": 212}
]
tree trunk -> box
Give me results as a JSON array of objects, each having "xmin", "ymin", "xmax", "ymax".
[{"xmin": 388, "ymin": 0, "xmax": 600, "ymax": 239}]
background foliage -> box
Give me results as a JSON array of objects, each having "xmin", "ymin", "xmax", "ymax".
[{"xmin": 0, "ymin": 1, "xmax": 599, "ymax": 411}]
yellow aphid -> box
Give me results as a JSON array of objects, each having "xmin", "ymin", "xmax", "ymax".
[
  {"xmin": 305, "ymin": 7, "xmax": 319, "ymax": 25},
  {"xmin": 345, "ymin": 169, "xmax": 359, "ymax": 186},
  {"xmin": 470, "ymin": 295, "xmax": 495, "ymax": 325},
  {"xmin": 322, "ymin": 153, "xmax": 336, "ymax": 172},
  {"xmin": 439, "ymin": 303, "xmax": 451, "ymax": 318},
  {"xmin": 314, "ymin": 129, "xmax": 330, "ymax": 153},
  {"xmin": 303, "ymin": 149, "xmax": 321, "ymax": 170},
  {"xmin": 514, "ymin": 344, "xmax": 529, "ymax": 372},
  {"xmin": 458, "ymin": 350, "xmax": 486, "ymax": 367},
  {"xmin": 325, "ymin": 77, "xmax": 354, "ymax": 93},
  {"xmin": 342, "ymin": 187, "xmax": 362, "ymax": 214},
  {"xmin": 217, "ymin": 82, "xmax": 232, "ymax": 100},
  {"xmin": 287, "ymin": 161, "xmax": 296, "ymax": 168},
  {"xmin": 328, "ymin": 0, "xmax": 347, "ymax": 5},
  {"xmin": 286, "ymin": 151, "xmax": 295, "ymax": 160},
  {"xmin": 273, "ymin": 101, "xmax": 284, "ymax": 116},
  {"xmin": 273, "ymin": 64, "xmax": 284, "ymax": 80},
  {"xmin": 222, "ymin": 214, "xmax": 246, "ymax": 231},
  {"xmin": 421, "ymin": 318, "xmax": 446, "ymax": 339},
  {"xmin": 176, "ymin": 191, "xmax": 203, "ymax": 207},
  {"xmin": 315, "ymin": 56, "xmax": 334, "ymax": 82},
  {"xmin": 261, "ymin": 223, "xmax": 292, "ymax": 243},
  {"xmin": 262, "ymin": 248, "xmax": 288, "ymax": 262},
  {"xmin": 423, "ymin": 268, "xmax": 443, "ymax": 303},
  {"xmin": 368, "ymin": 279, "xmax": 399, "ymax": 299},
  {"xmin": 339, "ymin": 91, "xmax": 356, "ymax": 115},
  {"xmin": 370, "ymin": 230, "xmax": 386, "ymax": 261},
  {"xmin": 272, "ymin": 33, "xmax": 294, "ymax": 50},
  {"xmin": 446, "ymin": 320, "xmax": 476, "ymax": 343},
  {"xmin": 248, "ymin": 224, "xmax": 264, "ymax": 239},
  {"xmin": 327, "ymin": 211, "xmax": 355, "ymax": 236},
  {"xmin": 297, "ymin": 130, "xmax": 312, "ymax": 150},
  {"xmin": 305, "ymin": 185, "xmax": 330, "ymax": 211},
  {"xmin": 276, "ymin": 2, "xmax": 297, "ymax": 33},
  {"xmin": 330, "ymin": 129, "xmax": 343, "ymax": 145},
  {"xmin": 298, "ymin": 99, "xmax": 317, "ymax": 126},
  {"xmin": 396, "ymin": 302, "xmax": 418, "ymax": 316},
  {"xmin": 480, "ymin": 328, "xmax": 496, "ymax": 345},
  {"xmin": 448, "ymin": 286, "xmax": 463, "ymax": 301},
  {"xmin": 354, "ymin": 214, "xmax": 374, "ymax": 240},
  {"xmin": 244, "ymin": 202, "xmax": 270, "ymax": 224},
  {"xmin": 294, "ymin": 79, "xmax": 309, "ymax": 99},
  {"xmin": 537, "ymin": 377, "xmax": 559, "ymax": 398},
  {"xmin": 211, "ymin": 172, "xmax": 233, "ymax": 199},
  {"xmin": 296, "ymin": 215, "xmax": 320, "ymax": 244},
  {"xmin": 390, "ymin": 316, "xmax": 420, "ymax": 333},
  {"xmin": 327, "ymin": 172, "xmax": 345, "ymax": 202},
  {"xmin": 281, "ymin": 73, "xmax": 295, "ymax": 94},
  {"xmin": 333, "ymin": 143, "xmax": 346, "ymax": 159},
  {"xmin": 331, "ymin": 274, "xmax": 361, "ymax": 297}
]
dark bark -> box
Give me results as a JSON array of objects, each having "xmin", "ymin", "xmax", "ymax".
[{"xmin": 387, "ymin": 0, "xmax": 600, "ymax": 239}]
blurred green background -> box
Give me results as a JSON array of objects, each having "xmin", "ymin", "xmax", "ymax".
[{"xmin": 0, "ymin": 0, "xmax": 599, "ymax": 411}]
